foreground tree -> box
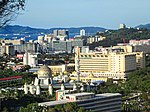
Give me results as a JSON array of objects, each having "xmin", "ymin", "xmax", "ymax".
[{"xmin": 0, "ymin": 0, "xmax": 25, "ymax": 28}]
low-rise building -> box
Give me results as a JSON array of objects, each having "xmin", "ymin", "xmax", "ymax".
[{"xmin": 39, "ymin": 92, "xmax": 122, "ymax": 112}]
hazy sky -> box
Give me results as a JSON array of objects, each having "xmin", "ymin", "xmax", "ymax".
[{"xmin": 12, "ymin": 0, "xmax": 150, "ymax": 29}]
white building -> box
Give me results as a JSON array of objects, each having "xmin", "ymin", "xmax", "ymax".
[
  {"xmin": 38, "ymin": 36, "xmax": 44, "ymax": 44},
  {"xmin": 80, "ymin": 29, "xmax": 86, "ymax": 36},
  {"xmin": 23, "ymin": 52, "xmax": 38, "ymax": 67}
]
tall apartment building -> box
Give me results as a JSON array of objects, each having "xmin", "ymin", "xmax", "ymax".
[
  {"xmin": 0, "ymin": 45, "xmax": 15, "ymax": 56},
  {"xmin": 14, "ymin": 43, "xmax": 39, "ymax": 53},
  {"xmin": 75, "ymin": 51, "xmax": 137, "ymax": 79}
]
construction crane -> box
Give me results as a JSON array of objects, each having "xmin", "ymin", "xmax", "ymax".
[{"xmin": 123, "ymin": 38, "xmax": 128, "ymax": 53}]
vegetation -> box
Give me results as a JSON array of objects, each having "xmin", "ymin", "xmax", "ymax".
[
  {"xmin": 19, "ymin": 102, "xmax": 92, "ymax": 112},
  {"xmin": 89, "ymin": 28, "xmax": 150, "ymax": 49},
  {"xmin": 0, "ymin": 69, "xmax": 35, "ymax": 88},
  {"xmin": 0, "ymin": 90, "xmax": 56, "ymax": 112},
  {"xmin": 0, "ymin": 0, "xmax": 25, "ymax": 28},
  {"xmin": 96, "ymin": 67, "xmax": 150, "ymax": 112}
]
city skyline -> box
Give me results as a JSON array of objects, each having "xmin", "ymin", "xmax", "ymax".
[{"xmin": 12, "ymin": 0, "xmax": 150, "ymax": 29}]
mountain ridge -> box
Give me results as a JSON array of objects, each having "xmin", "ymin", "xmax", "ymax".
[{"xmin": 0, "ymin": 25, "xmax": 106, "ymax": 34}]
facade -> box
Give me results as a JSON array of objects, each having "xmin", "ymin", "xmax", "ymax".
[
  {"xmin": 24, "ymin": 65, "xmax": 53, "ymax": 95},
  {"xmin": 136, "ymin": 52, "xmax": 146, "ymax": 68},
  {"xmin": 53, "ymin": 30, "xmax": 69, "ymax": 38},
  {"xmin": 80, "ymin": 29, "xmax": 86, "ymax": 36},
  {"xmin": 133, "ymin": 45, "xmax": 150, "ymax": 54},
  {"xmin": 119, "ymin": 24, "xmax": 126, "ymax": 29},
  {"xmin": 48, "ymin": 40, "xmax": 83, "ymax": 53},
  {"xmin": 5, "ymin": 45, "xmax": 15, "ymax": 56},
  {"xmin": 14, "ymin": 43, "xmax": 39, "ymax": 53},
  {"xmin": 129, "ymin": 39, "xmax": 150, "ymax": 45},
  {"xmin": 75, "ymin": 50, "xmax": 137, "ymax": 79},
  {"xmin": 0, "ymin": 45, "xmax": 15, "ymax": 56},
  {"xmin": 39, "ymin": 92, "xmax": 122, "ymax": 112},
  {"xmin": 29, "ymin": 64, "xmax": 75, "ymax": 76},
  {"xmin": 38, "ymin": 36, "xmax": 44, "ymax": 44},
  {"xmin": 1, "ymin": 39, "xmax": 24, "ymax": 45},
  {"xmin": 70, "ymin": 72, "xmax": 108, "ymax": 82},
  {"xmin": 23, "ymin": 52, "xmax": 38, "ymax": 67}
]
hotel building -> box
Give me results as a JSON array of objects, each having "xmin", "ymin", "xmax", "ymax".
[{"xmin": 75, "ymin": 51, "xmax": 136, "ymax": 79}]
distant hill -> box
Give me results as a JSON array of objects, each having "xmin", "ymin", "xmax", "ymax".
[
  {"xmin": 0, "ymin": 25, "xmax": 106, "ymax": 35},
  {"xmin": 135, "ymin": 23, "xmax": 150, "ymax": 29}
]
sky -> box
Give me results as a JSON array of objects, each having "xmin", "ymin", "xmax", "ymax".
[{"xmin": 12, "ymin": 0, "xmax": 150, "ymax": 29}]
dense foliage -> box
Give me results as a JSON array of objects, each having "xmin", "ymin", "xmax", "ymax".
[
  {"xmin": 89, "ymin": 28, "xmax": 150, "ymax": 49},
  {"xmin": 19, "ymin": 102, "xmax": 92, "ymax": 112},
  {"xmin": 96, "ymin": 67, "xmax": 150, "ymax": 111}
]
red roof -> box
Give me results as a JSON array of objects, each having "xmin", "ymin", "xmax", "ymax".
[{"xmin": 0, "ymin": 76, "xmax": 22, "ymax": 81}]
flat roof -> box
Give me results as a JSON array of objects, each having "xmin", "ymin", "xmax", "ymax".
[
  {"xmin": 65, "ymin": 92, "xmax": 94, "ymax": 97},
  {"xmin": 38, "ymin": 93, "xmax": 121, "ymax": 107},
  {"xmin": 39, "ymin": 100, "xmax": 71, "ymax": 107},
  {"xmin": 95, "ymin": 93, "xmax": 121, "ymax": 97}
]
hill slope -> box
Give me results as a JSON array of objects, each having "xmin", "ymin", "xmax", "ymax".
[{"xmin": 0, "ymin": 25, "xmax": 106, "ymax": 35}]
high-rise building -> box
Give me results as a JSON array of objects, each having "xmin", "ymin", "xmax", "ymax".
[
  {"xmin": 53, "ymin": 30, "xmax": 69, "ymax": 38},
  {"xmin": 75, "ymin": 51, "xmax": 137, "ymax": 79},
  {"xmin": 0, "ymin": 45, "xmax": 15, "ymax": 56}
]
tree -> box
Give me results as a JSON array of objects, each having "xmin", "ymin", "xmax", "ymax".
[{"xmin": 0, "ymin": 0, "xmax": 25, "ymax": 28}]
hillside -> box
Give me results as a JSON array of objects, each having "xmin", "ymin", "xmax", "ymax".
[
  {"xmin": 135, "ymin": 23, "xmax": 150, "ymax": 29},
  {"xmin": 89, "ymin": 28, "xmax": 150, "ymax": 49},
  {"xmin": 0, "ymin": 25, "xmax": 106, "ymax": 35}
]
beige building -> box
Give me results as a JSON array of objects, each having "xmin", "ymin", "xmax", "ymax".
[
  {"xmin": 38, "ymin": 36, "xmax": 44, "ymax": 44},
  {"xmin": 75, "ymin": 51, "xmax": 138, "ymax": 79},
  {"xmin": 136, "ymin": 52, "xmax": 145, "ymax": 69},
  {"xmin": 1, "ymin": 39, "xmax": 24, "ymax": 45},
  {"xmin": 0, "ymin": 45, "xmax": 15, "ymax": 56},
  {"xmin": 48, "ymin": 64, "xmax": 75, "ymax": 75}
]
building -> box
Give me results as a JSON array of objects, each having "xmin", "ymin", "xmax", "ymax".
[
  {"xmin": 14, "ymin": 42, "xmax": 39, "ymax": 53},
  {"xmin": 80, "ymin": 29, "xmax": 86, "ymax": 36},
  {"xmin": 23, "ymin": 52, "xmax": 38, "ymax": 67},
  {"xmin": 39, "ymin": 92, "xmax": 122, "ymax": 112},
  {"xmin": 53, "ymin": 30, "xmax": 69, "ymax": 37},
  {"xmin": 5, "ymin": 45, "xmax": 15, "ymax": 56},
  {"xmin": 0, "ymin": 45, "xmax": 15, "ymax": 56},
  {"xmin": 29, "ymin": 64, "xmax": 75, "ymax": 76},
  {"xmin": 75, "ymin": 49, "xmax": 137, "ymax": 79},
  {"xmin": 24, "ymin": 65, "xmax": 53, "ymax": 95},
  {"xmin": 119, "ymin": 24, "xmax": 126, "ymax": 29},
  {"xmin": 38, "ymin": 36, "xmax": 45, "ymax": 44},
  {"xmin": 136, "ymin": 52, "xmax": 145, "ymax": 68},
  {"xmin": 129, "ymin": 39, "xmax": 150, "ymax": 45},
  {"xmin": 1, "ymin": 39, "xmax": 24, "ymax": 45}
]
